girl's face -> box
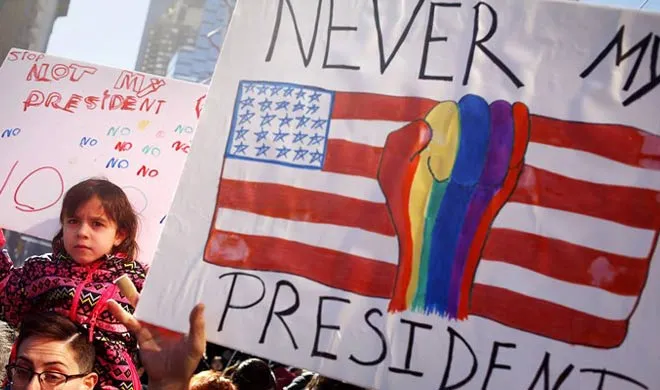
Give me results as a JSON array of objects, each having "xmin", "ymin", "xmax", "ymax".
[{"xmin": 62, "ymin": 196, "xmax": 126, "ymax": 265}]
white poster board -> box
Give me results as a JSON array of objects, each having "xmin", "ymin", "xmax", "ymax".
[
  {"xmin": 138, "ymin": 0, "xmax": 660, "ymax": 388},
  {"xmin": 0, "ymin": 50, "xmax": 208, "ymax": 264}
]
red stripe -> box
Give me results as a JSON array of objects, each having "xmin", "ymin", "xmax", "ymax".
[
  {"xmin": 483, "ymin": 229, "xmax": 649, "ymax": 296},
  {"xmin": 510, "ymin": 165, "xmax": 660, "ymax": 230},
  {"xmin": 332, "ymin": 92, "xmax": 438, "ymax": 121},
  {"xmin": 204, "ymin": 231, "xmax": 396, "ymax": 298},
  {"xmin": 529, "ymin": 115, "xmax": 660, "ymax": 170},
  {"xmin": 217, "ymin": 180, "xmax": 395, "ymax": 236},
  {"xmin": 323, "ymin": 139, "xmax": 382, "ymax": 179},
  {"xmin": 470, "ymin": 284, "xmax": 628, "ymax": 348}
]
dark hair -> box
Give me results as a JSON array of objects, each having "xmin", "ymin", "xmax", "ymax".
[
  {"xmin": 305, "ymin": 375, "xmax": 364, "ymax": 390},
  {"xmin": 16, "ymin": 312, "xmax": 96, "ymax": 373},
  {"xmin": 53, "ymin": 178, "xmax": 139, "ymax": 259},
  {"xmin": 231, "ymin": 358, "xmax": 276, "ymax": 390}
]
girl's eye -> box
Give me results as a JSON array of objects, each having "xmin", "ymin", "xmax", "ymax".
[
  {"xmin": 66, "ymin": 218, "xmax": 78, "ymax": 224},
  {"xmin": 94, "ymin": 221, "xmax": 105, "ymax": 227}
]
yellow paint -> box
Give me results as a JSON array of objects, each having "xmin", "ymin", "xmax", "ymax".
[
  {"xmin": 137, "ymin": 120, "xmax": 150, "ymax": 131},
  {"xmin": 405, "ymin": 101, "xmax": 461, "ymax": 306}
]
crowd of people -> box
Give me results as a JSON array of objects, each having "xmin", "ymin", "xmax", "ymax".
[{"xmin": 0, "ymin": 179, "xmax": 368, "ymax": 389}]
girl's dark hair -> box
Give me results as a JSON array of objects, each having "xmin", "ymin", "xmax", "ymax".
[
  {"xmin": 53, "ymin": 178, "xmax": 139, "ymax": 259},
  {"xmin": 231, "ymin": 358, "xmax": 276, "ymax": 390},
  {"xmin": 16, "ymin": 312, "xmax": 96, "ymax": 373}
]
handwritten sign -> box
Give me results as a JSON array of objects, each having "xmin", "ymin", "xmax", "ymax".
[
  {"xmin": 138, "ymin": 0, "xmax": 660, "ymax": 388},
  {"xmin": 0, "ymin": 49, "xmax": 208, "ymax": 264}
]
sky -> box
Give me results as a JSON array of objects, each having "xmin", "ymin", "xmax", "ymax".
[
  {"xmin": 47, "ymin": 0, "xmax": 151, "ymax": 70},
  {"xmin": 45, "ymin": 0, "xmax": 659, "ymax": 71}
]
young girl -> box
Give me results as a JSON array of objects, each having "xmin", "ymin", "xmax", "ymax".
[{"xmin": 0, "ymin": 178, "xmax": 148, "ymax": 390}]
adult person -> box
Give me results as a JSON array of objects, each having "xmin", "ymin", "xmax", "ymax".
[
  {"xmin": 6, "ymin": 311, "xmax": 99, "ymax": 390},
  {"xmin": 5, "ymin": 272, "xmax": 205, "ymax": 390}
]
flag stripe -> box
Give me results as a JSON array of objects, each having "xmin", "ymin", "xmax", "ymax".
[
  {"xmin": 474, "ymin": 260, "xmax": 636, "ymax": 320},
  {"xmin": 529, "ymin": 115, "xmax": 660, "ymax": 170},
  {"xmin": 217, "ymin": 179, "xmax": 396, "ymax": 237},
  {"xmin": 329, "ymin": 119, "xmax": 405, "ymax": 147},
  {"xmin": 510, "ymin": 165, "xmax": 660, "ymax": 230},
  {"xmin": 214, "ymin": 208, "xmax": 399, "ymax": 264},
  {"xmin": 526, "ymin": 143, "xmax": 660, "ymax": 191},
  {"xmin": 483, "ymin": 229, "xmax": 649, "ymax": 295},
  {"xmin": 222, "ymin": 159, "xmax": 386, "ymax": 203},
  {"xmin": 470, "ymin": 284, "xmax": 628, "ymax": 348},
  {"xmin": 332, "ymin": 92, "xmax": 438, "ymax": 121},
  {"xmin": 323, "ymin": 139, "xmax": 383, "ymax": 179},
  {"xmin": 205, "ymin": 230, "xmax": 397, "ymax": 298},
  {"xmin": 493, "ymin": 203, "xmax": 656, "ymax": 259}
]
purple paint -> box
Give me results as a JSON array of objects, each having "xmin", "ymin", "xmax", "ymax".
[{"xmin": 446, "ymin": 100, "xmax": 514, "ymax": 316}]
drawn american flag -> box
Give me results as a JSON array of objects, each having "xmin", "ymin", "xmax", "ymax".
[
  {"xmin": 471, "ymin": 116, "xmax": 660, "ymax": 348},
  {"xmin": 205, "ymin": 80, "xmax": 660, "ymax": 348}
]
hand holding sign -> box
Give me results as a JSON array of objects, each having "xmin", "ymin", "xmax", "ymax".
[{"xmin": 109, "ymin": 276, "xmax": 206, "ymax": 390}]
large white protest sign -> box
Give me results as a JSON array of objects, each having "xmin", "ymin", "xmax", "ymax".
[
  {"xmin": 0, "ymin": 50, "xmax": 208, "ymax": 264},
  {"xmin": 138, "ymin": 0, "xmax": 660, "ymax": 388}
]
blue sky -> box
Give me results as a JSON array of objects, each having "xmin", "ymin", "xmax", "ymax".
[
  {"xmin": 46, "ymin": 0, "xmax": 658, "ymax": 71},
  {"xmin": 47, "ymin": 0, "xmax": 150, "ymax": 69}
]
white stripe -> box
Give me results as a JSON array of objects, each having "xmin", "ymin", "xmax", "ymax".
[
  {"xmin": 329, "ymin": 119, "xmax": 404, "ymax": 147},
  {"xmin": 493, "ymin": 203, "xmax": 656, "ymax": 259},
  {"xmin": 526, "ymin": 143, "xmax": 660, "ymax": 191},
  {"xmin": 214, "ymin": 208, "xmax": 399, "ymax": 264},
  {"xmin": 222, "ymin": 158, "xmax": 385, "ymax": 203},
  {"xmin": 474, "ymin": 260, "xmax": 637, "ymax": 321}
]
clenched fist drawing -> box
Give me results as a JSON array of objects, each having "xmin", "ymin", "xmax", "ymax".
[{"xmin": 378, "ymin": 95, "xmax": 529, "ymax": 318}]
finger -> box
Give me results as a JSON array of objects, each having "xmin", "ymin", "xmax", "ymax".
[
  {"xmin": 107, "ymin": 299, "xmax": 143, "ymax": 334},
  {"xmin": 114, "ymin": 275, "xmax": 140, "ymax": 307},
  {"xmin": 188, "ymin": 303, "xmax": 206, "ymax": 358}
]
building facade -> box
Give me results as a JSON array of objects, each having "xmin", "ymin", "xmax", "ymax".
[
  {"xmin": 135, "ymin": 0, "xmax": 207, "ymax": 77},
  {"xmin": 166, "ymin": 0, "xmax": 236, "ymax": 84},
  {"xmin": 1, "ymin": 229, "xmax": 50, "ymax": 267},
  {"xmin": 0, "ymin": 0, "xmax": 70, "ymax": 63}
]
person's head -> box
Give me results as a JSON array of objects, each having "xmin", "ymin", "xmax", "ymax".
[
  {"xmin": 210, "ymin": 356, "xmax": 224, "ymax": 372},
  {"xmin": 8, "ymin": 312, "xmax": 97, "ymax": 390},
  {"xmin": 189, "ymin": 370, "xmax": 235, "ymax": 390},
  {"xmin": 304, "ymin": 375, "xmax": 364, "ymax": 390},
  {"xmin": 231, "ymin": 358, "xmax": 276, "ymax": 390},
  {"xmin": 53, "ymin": 178, "xmax": 139, "ymax": 264}
]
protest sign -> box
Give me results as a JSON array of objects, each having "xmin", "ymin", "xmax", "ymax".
[
  {"xmin": 0, "ymin": 50, "xmax": 208, "ymax": 264},
  {"xmin": 137, "ymin": 0, "xmax": 660, "ymax": 388}
]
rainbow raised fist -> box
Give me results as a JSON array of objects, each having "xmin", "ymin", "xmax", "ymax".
[{"xmin": 379, "ymin": 95, "xmax": 529, "ymax": 319}]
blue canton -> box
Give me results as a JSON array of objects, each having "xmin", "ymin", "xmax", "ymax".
[{"xmin": 226, "ymin": 81, "xmax": 334, "ymax": 169}]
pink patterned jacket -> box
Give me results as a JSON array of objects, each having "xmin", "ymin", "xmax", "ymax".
[{"xmin": 0, "ymin": 246, "xmax": 148, "ymax": 390}]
